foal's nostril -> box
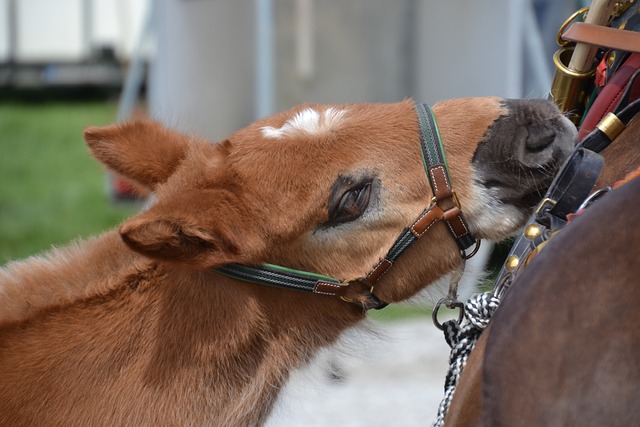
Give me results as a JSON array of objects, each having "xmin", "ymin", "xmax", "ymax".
[{"xmin": 525, "ymin": 128, "xmax": 556, "ymax": 153}]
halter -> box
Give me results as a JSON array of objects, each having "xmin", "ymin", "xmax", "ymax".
[{"xmin": 216, "ymin": 104, "xmax": 478, "ymax": 310}]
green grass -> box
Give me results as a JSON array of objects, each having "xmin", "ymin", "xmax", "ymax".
[
  {"xmin": 0, "ymin": 102, "xmax": 137, "ymax": 262},
  {"xmin": 368, "ymin": 302, "xmax": 433, "ymax": 322}
]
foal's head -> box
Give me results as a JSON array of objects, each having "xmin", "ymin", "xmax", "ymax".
[{"xmin": 85, "ymin": 97, "xmax": 575, "ymax": 303}]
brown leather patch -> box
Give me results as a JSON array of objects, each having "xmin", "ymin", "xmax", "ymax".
[
  {"xmin": 442, "ymin": 206, "xmax": 461, "ymax": 221},
  {"xmin": 314, "ymin": 281, "xmax": 345, "ymax": 296},
  {"xmin": 364, "ymin": 258, "xmax": 393, "ymax": 285},
  {"xmin": 443, "ymin": 209, "xmax": 470, "ymax": 239},
  {"xmin": 410, "ymin": 205, "xmax": 444, "ymax": 237},
  {"xmin": 428, "ymin": 165, "xmax": 454, "ymax": 200}
]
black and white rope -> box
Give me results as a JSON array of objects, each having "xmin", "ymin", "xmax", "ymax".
[{"xmin": 433, "ymin": 292, "xmax": 501, "ymax": 427}]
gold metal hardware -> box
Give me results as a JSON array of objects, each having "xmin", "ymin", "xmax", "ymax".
[
  {"xmin": 596, "ymin": 112, "xmax": 626, "ymax": 141},
  {"xmin": 525, "ymin": 240, "xmax": 547, "ymax": 263},
  {"xmin": 505, "ymin": 255, "xmax": 520, "ymax": 272},
  {"xmin": 340, "ymin": 285, "xmax": 375, "ymax": 304},
  {"xmin": 524, "ymin": 223, "xmax": 542, "ymax": 240},
  {"xmin": 606, "ymin": 50, "xmax": 616, "ymax": 67},
  {"xmin": 612, "ymin": 1, "xmax": 635, "ymax": 18},
  {"xmin": 556, "ymin": 7, "xmax": 590, "ymax": 47},
  {"xmin": 431, "ymin": 192, "xmax": 461, "ymax": 208},
  {"xmin": 535, "ymin": 198, "xmax": 558, "ymax": 217},
  {"xmin": 549, "ymin": 46, "xmax": 596, "ymax": 124},
  {"xmin": 452, "ymin": 191, "xmax": 461, "ymax": 208}
]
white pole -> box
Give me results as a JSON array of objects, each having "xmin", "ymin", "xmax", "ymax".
[
  {"xmin": 296, "ymin": 0, "xmax": 314, "ymax": 80},
  {"xmin": 523, "ymin": 0, "xmax": 552, "ymax": 95},
  {"xmin": 116, "ymin": 0, "xmax": 153, "ymax": 123},
  {"xmin": 506, "ymin": 0, "xmax": 525, "ymax": 98},
  {"xmin": 255, "ymin": 0, "xmax": 275, "ymax": 119}
]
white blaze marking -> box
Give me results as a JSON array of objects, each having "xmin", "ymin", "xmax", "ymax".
[{"xmin": 261, "ymin": 107, "xmax": 346, "ymax": 138}]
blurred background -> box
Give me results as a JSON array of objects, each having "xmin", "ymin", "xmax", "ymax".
[{"xmin": 0, "ymin": 0, "xmax": 588, "ymax": 425}]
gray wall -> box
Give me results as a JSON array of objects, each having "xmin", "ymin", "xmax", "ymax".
[
  {"xmin": 148, "ymin": 0, "xmax": 256, "ymax": 139},
  {"xmin": 149, "ymin": 0, "xmax": 574, "ymax": 140}
]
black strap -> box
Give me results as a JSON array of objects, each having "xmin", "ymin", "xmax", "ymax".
[
  {"xmin": 493, "ymin": 146, "xmax": 604, "ymax": 297},
  {"xmin": 541, "ymin": 147, "xmax": 605, "ymax": 225},
  {"xmin": 216, "ymin": 263, "xmax": 341, "ymax": 294}
]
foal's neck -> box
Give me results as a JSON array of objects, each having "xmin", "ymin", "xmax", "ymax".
[{"xmin": 0, "ymin": 231, "xmax": 142, "ymax": 324}]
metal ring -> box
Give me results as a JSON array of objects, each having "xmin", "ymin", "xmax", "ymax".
[
  {"xmin": 556, "ymin": 7, "xmax": 589, "ymax": 47},
  {"xmin": 460, "ymin": 238, "xmax": 481, "ymax": 260},
  {"xmin": 492, "ymin": 272, "xmax": 513, "ymax": 299},
  {"xmin": 577, "ymin": 187, "xmax": 611, "ymax": 212},
  {"xmin": 432, "ymin": 298, "xmax": 464, "ymax": 331},
  {"xmin": 535, "ymin": 197, "xmax": 558, "ymax": 217}
]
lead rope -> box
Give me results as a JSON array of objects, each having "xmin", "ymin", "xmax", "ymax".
[{"xmin": 432, "ymin": 292, "xmax": 500, "ymax": 427}]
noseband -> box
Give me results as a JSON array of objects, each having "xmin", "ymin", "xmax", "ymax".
[{"xmin": 217, "ymin": 104, "xmax": 478, "ymax": 310}]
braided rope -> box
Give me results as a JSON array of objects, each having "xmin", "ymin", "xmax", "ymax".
[{"xmin": 433, "ymin": 292, "xmax": 501, "ymax": 427}]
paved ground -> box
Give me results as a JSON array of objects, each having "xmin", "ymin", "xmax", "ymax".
[
  {"xmin": 265, "ymin": 317, "xmax": 451, "ymax": 427},
  {"xmin": 265, "ymin": 246, "xmax": 491, "ymax": 427}
]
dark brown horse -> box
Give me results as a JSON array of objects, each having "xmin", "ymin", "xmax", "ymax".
[{"xmin": 443, "ymin": 118, "xmax": 640, "ymax": 427}]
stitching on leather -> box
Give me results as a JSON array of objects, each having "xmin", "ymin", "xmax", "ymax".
[
  {"xmin": 429, "ymin": 165, "xmax": 451, "ymax": 196},
  {"xmin": 366, "ymin": 258, "xmax": 393, "ymax": 283},
  {"xmin": 602, "ymin": 82, "xmax": 627, "ymax": 121},
  {"xmin": 411, "ymin": 216, "xmax": 439, "ymax": 238},
  {"xmin": 446, "ymin": 215, "xmax": 469, "ymax": 238},
  {"xmin": 314, "ymin": 281, "xmax": 342, "ymax": 295}
]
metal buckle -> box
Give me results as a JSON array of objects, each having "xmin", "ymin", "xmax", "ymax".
[
  {"xmin": 432, "ymin": 298, "xmax": 464, "ymax": 331},
  {"xmin": 460, "ymin": 238, "xmax": 481, "ymax": 260},
  {"xmin": 431, "ymin": 191, "xmax": 461, "ymax": 209},
  {"xmin": 451, "ymin": 191, "xmax": 461, "ymax": 208},
  {"xmin": 556, "ymin": 7, "xmax": 589, "ymax": 47},
  {"xmin": 535, "ymin": 197, "xmax": 558, "ymax": 217},
  {"xmin": 493, "ymin": 272, "xmax": 513, "ymax": 299},
  {"xmin": 340, "ymin": 286, "xmax": 387, "ymax": 310},
  {"xmin": 577, "ymin": 187, "xmax": 611, "ymax": 212}
]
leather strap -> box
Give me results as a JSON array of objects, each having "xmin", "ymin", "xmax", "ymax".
[
  {"xmin": 216, "ymin": 263, "xmax": 343, "ymax": 295},
  {"xmin": 542, "ymin": 148, "xmax": 604, "ymax": 223},
  {"xmin": 415, "ymin": 104, "xmax": 477, "ymax": 250},
  {"xmin": 579, "ymin": 54, "xmax": 640, "ymax": 140},
  {"xmin": 563, "ymin": 22, "xmax": 640, "ymax": 55},
  {"xmin": 493, "ymin": 146, "xmax": 604, "ymax": 297}
]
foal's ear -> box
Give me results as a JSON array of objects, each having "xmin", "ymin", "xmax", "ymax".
[
  {"xmin": 84, "ymin": 120, "xmax": 190, "ymax": 190},
  {"xmin": 118, "ymin": 190, "xmax": 264, "ymax": 268}
]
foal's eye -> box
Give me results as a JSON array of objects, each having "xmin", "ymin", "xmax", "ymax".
[{"xmin": 327, "ymin": 181, "xmax": 372, "ymax": 226}]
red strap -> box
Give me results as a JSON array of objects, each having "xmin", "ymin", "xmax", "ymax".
[{"xmin": 579, "ymin": 53, "xmax": 640, "ymax": 140}]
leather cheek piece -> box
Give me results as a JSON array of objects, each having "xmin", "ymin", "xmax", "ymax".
[
  {"xmin": 363, "ymin": 258, "xmax": 393, "ymax": 285},
  {"xmin": 429, "ymin": 165, "xmax": 454, "ymax": 200},
  {"xmin": 443, "ymin": 208, "xmax": 470, "ymax": 239}
]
